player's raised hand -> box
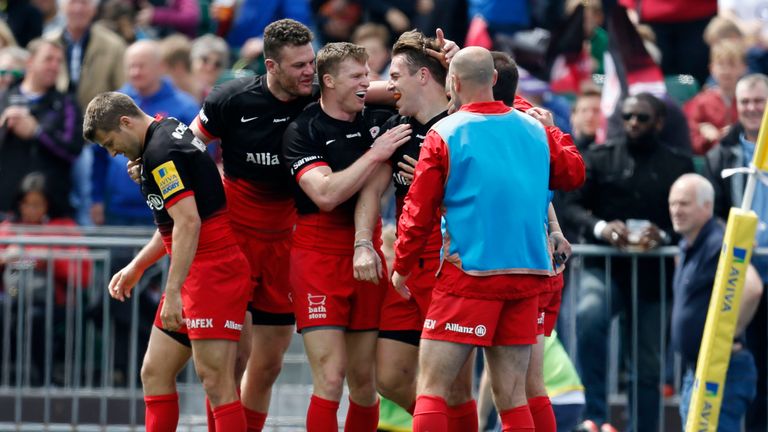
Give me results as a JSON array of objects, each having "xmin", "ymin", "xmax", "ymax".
[
  {"xmin": 426, "ymin": 28, "xmax": 460, "ymax": 69},
  {"xmin": 370, "ymin": 124, "xmax": 411, "ymax": 162}
]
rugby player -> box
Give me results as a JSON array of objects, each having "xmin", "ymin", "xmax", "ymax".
[
  {"xmin": 282, "ymin": 42, "xmax": 410, "ymax": 432},
  {"xmin": 84, "ymin": 92, "xmax": 250, "ymax": 431},
  {"xmin": 352, "ymin": 30, "xmax": 477, "ymax": 431},
  {"xmin": 391, "ymin": 47, "xmax": 578, "ymax": 431}
]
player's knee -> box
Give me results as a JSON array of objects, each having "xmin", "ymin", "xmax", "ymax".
[
  {"xmin": 140, "ymin": 358, "xmax": 167, "ymax": 389},
  {"xmin": 196, "ymin": 364, "xmax": 234, "ymax": 400},
  {"xmin": 316, "ymin": 367, "xmax": 346, "ymax": 397},
  {"xmin": 248, "ymin": 355, "xmax": 284, "ymax": 386},
  {"xmin": 447, "ymin": 379, "xmax": 473, "ymax": 405}
]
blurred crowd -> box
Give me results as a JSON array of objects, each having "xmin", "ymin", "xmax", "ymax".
[{"xmin": 1, "ymin": 0, "xmax": 768, "ymax": 431}]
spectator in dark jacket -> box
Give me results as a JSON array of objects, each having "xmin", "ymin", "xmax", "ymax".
[{"xmin": 0, "ymin": 38, "xmax": 83, "ymax": 219}]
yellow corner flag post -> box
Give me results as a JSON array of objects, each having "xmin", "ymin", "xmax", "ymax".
[{"xmin": 685, "ymin": 104, "xmax": 768, "ymax": 431}]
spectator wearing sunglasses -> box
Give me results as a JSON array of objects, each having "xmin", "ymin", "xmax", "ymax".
[
  {"xmin": 560, "ymin": 92, "xmax": 693, "ymax": 432},
  {"xmin": 190, "ymin": 34, "xmax": 229, "ymax": 102},
  {"xmin": 0, "ymin": 46, "xmax": 28, "ymax": 92}
]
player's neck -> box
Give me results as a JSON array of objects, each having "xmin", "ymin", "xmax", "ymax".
[
  {"xmin": 266, "ymin": 73, "xmax": 297, "ymax": 103},
  {"xmin": 414, "ymin": 92, "xmax": 449, "ymax": 125},
  {"xmin": 319, "ymin": 97, "xmax": 357, "ymax": 122}
]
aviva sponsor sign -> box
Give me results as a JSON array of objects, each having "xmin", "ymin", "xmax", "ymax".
[{"xmin": 686, "ymin": 208, "xmax": 757, "ymax": 431}]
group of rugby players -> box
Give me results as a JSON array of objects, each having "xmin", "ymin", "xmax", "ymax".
[{"xmin": 82, "ymin": 17, "xmax": 584, "ymax": 432}]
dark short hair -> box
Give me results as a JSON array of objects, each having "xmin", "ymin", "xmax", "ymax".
[
  {"xmin": 491, "ymin": 51, "xmax": 519, "ymax": 105},
  {"xmin": 391, "ymin": 30, "xmax": 447, "ymax": 87},
  {"xmin": 628, "ymin": 92, "xmax": 666, "ymax": 120},
  {"xmin": 263, "ymin": 19, "xmax": 313, "ymax": 61},
  {"xmin": 316, "ymin": 42, "xmax": 368, "ymax": 89},
  {"xmin": 83, "ymin": 92, "xmax": 143, "ymax": 142}
]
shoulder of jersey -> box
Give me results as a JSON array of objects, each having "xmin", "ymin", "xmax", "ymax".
[
  {"xmin": 162, "ymin": 118, "xmax": 207, "ymax": 152},
  {"xmin": 209, "ymin": 75, "xmax": 261, "ymax": 100}
]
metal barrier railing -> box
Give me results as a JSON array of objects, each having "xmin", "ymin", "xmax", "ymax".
[{"xmin": 0, "ymin": 231, "xmax": 763, "ymax": 431}]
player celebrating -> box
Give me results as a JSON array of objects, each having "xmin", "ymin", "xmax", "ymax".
[
  {"xmin": 282, "ymin": 42, "xmax": 411, "ymax": 432},
  {"xmin": 84, "ymin": 92, "xmax": 250, "ymax": 431},
  {"xmin": 392, "ymin": 47, "xmax": 578, "ymax": 431}
]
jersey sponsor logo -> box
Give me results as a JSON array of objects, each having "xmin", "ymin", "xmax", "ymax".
[
  {"xmin": 185, "ymin": 318, "xmax": 213, "ymax": 329},
  {"xmin": 369, "ymin": 126, "xmax": 380, "ymax": 138},
  {"xmin": 424, "ymin": 319, "xmax": 436, "ymax": 330},
  {"xmin": 346, "ymin": 132, "xmax": 361, "ymax": 139},
  {"xmin": 171, "ymin": 122, "xmax": 188, "ymax": 140},
  {"xmin": 474, "ymin": 324, "xmax": 487, "ymax": 337},
  {"xmin": 325, "ymin": 139, "xmax": 336, "ymax": 145},
  {"xmin": 290, "ymin": 155, "xmax": 322, "ymax": 174},
  {"xmin": 146, "ymin": 194, "xmax": 164, "ymax": 210},
  {"xmin": 445, "ymin": 322, "xmax": 480, "ymax": 335},
  {"xmin": 198, "ymin": 108, "xmax": 209, "ymax": 124},
  {"xmin": 224, "ymin": 320, "xmax": 243, "ymax": 331},
  {"xmin": 152, "ymin": 161, "xmax": 186, "ymax": 199},
  {"xmin": 273, "ymin": 116, "xmax": 290, "ymax": 123},
  {"xmin": 246, "ymin": 152, "xmax": 280, "ymax": 166},
  {"xmin": 241, "ymin": 115, "xmax": 259, "ymax": 123},
  {"xmin": 191, "ymin": 137, "xmax": 206, "ymax": 152},
  {"xmin": 307, "ymin": 294, "xmax": 327, "ymax": 320}
]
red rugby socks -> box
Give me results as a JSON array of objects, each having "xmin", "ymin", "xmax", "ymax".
[
  {"xmin": 244, "ymin": 406, "xmax": 267, "ymax": 431},
  {"xmin": 344, "ymin": 397, "xmax": 379, "ymax": 431},
  {"xmin": 205, "ymin": 397, "xmax": 217, "ymax": 432},
  {"xmin": 144, "ymin": 393, "xmax": 179, "ymax": 432},
  {"xmin": 213, "ymin": 400, "xmax": 246, "ymax": 431},
  {"xmin": 412, "ymin": 394, "xmax": 448, "ymax": 432},
  {"xmin": 307, "ymin": 395, "xmax": 340, "ymax": 432},
  {"xmin": 499, "ymin": 404, "xmax": 535, "ymax": 431},
  {"xmin": 447, "ymin": 399, "xmax": 478, "ymax": 432},
  {"xmin": 528, "ymin": 396, "xmax": 556, "ymax": 432}
]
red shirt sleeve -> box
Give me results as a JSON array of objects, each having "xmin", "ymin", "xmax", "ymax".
[
  {"xmin": 514, "ymin": 95, "xmax": 585, "ymax": 190},
  {"xmin": 546, "ymin": 125, "xmax": 585, "ymax": 191},
  {"xmin": 393, "ymin": 130, "xmax": 448, "ymax": 275}
]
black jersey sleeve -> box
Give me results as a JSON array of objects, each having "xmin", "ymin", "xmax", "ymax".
[
  {"xmin": 145, "ymin": 146, "xmax": 196, "ymax": 208},
  {"xmin": 282, "ymin": 117, "xmax": 328, "ymax": 182},
  {"xmin": 197, "ymin": 79, "xmax": 240, "ymax": 139}
]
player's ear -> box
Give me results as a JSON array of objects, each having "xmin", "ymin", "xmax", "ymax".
[
  {"xmin": 119, "ymin": 115, "xmax": 131, "ymax": 129},
  {"xmin": 265, "ymin": 58, "xmax": 278, "ymax": 74},
  {"xmin": 322, "ymin": 73, "xmax": 335, "ymax": 89}
]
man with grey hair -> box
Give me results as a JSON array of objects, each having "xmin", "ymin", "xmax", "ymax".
[
  {"xmin": 391, "ymin": 46, "xmax": 579, "ymax": 431},
  {"xmin": 668, "ymin": 172, "xmax": 762, "ymax": 430},
  {"xmin": 706, "ymin": 73, "xmax": 768, "ymax": 430}
]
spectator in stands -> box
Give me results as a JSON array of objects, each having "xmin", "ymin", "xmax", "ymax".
[
  {"xmin": 570, "ymin": 88, "xmax": 601, "ymax": 151},
  {"xmin": 705, "ymin": 73, "xmax": 768, "ymax": 432},
  {"xmin": 361, "ymin": 0, "xmax": 414, "ymax": 36},
  {"xmin": 703, "ymin": 15, "xmax": 744, "ymax": 47},
  {"xmin": 190, "ymin": 34, "xmax": 228, "ymax": 101},
  {"xmin": 352, "ymin": 23, "xmax": 391, "ymax": 80},
  {"xmin": 160, "ymin": 34, "xmax": 197, "ymax": 100},
  {"xmin": 90, "ymin": 39, "xmax": 199, "ymax": 227},
  {"xmin": 313, "ymin": 0, "xmax": 363, "ymax": 44},
  {"xmin": 467, "ymin": 0, "xmax": 531, "ymax": 37},
  {"xmin": 668, "ymin": 173, "xmax": 761, "ymax": 431},
  {"xmin": 561, "ymin": 93, "xmax": 693, "ymax": 432},
  {"xmin": 0, "ymin": 47, "xmax": 28, "ymax": 92},
  {"xmin": 0, "ymin": 38, "xmax": 83, "ymax": 219},
  {"xmin": 0, "ymin": 20, "xmax": 18, "ymax": 49},
  {"xmin": 719, "ymin": 0, "xmax": 768, "ymax": 46},
  {"xmin": 49, "ymin": 0, "xmax": 126, "ymax": 111},
  {"xmin": 516, "ymin": 68, "xmax": 572, "ymax": 133},
  {"xmin": 0, "ymin": 172, "xmax": 91, "ymax": 384},
  {"xmin": 0, "ymin": 0, "xmax": 43, "ymax": 47},
  {"xmin": 136, "ymin": 0, "xmax": 200, "ymax": 38},
  {"xmin": 33, "ymin": 0, "xmax": 65, "ymax": 36},
  {"xmin": 619, "ymin": 0, "xmax": 717, "ymax": 86},
  {"xmin": 225, "ymin": 0, "xmax": 312, "ymax": 52},
  {"xmin": 98, "ymin": 0, "xmax": 148, "ymax": 44},
  {"xmin": 684, "ymin": 40, "xmax": 746, "ymax": 155}
]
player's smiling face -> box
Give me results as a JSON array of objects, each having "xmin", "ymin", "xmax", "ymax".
[
  {"xmin": 272, "ymin": 43, "xmax": 316, "ymax": 98},
  {"xmin": 387, "ymin": 55, "xmax": 421, "ymax": 117},
  {"xmin": 333, "ymin": 58, "xmax": 370, "ymax": 114}
]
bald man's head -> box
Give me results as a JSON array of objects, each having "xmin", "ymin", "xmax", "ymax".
[
  {"xmin": 125, "ymin": 40, "xmax": 165, "ymax": 96},
  {"xmin": 450, "ymin": 47, "xmax": 495, "ymax": 86},
  {"xmin": 446, "ymin": 47, "xmax": 497, "ymax": 107}
]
